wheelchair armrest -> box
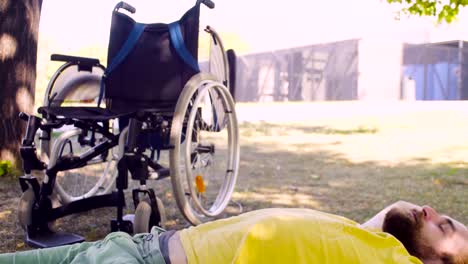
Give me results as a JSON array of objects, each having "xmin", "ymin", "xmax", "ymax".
[{"xmin": 51, "ymin": 54, "xmax": 101, "ymax": 72}]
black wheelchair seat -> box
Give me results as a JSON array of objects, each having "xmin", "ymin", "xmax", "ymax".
[
  {"xmin": 38, "ymin": 106, "xmax": 130, "ymax": 121},
  {"xmin": 38, "ymin": 106, "xmax": 177, "ymax": 121}
]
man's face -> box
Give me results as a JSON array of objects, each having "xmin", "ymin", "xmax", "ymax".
[{"xmin": 383, "ymin": 203, "xmax": 468, "ymax": 263}]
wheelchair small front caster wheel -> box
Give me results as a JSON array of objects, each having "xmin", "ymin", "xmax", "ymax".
[
  {"xmin": 133, "ymin": 197, "xmax": 166, "ymax": 234},
  {"xmin": 18, "ymin": 188, "xmax": 35, "ymax": 231}
]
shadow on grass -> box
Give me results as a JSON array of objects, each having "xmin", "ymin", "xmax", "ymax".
[
  {"xmin": 1, "ymin": 140, "xmax": 467, "ymax": 253},
  {"xmin": 228, "ymin": 143, "xmax": 467, "ymax": 225}
]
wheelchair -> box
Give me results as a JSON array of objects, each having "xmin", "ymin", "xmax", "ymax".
[{"xmin": 17, "ymin": 0, "xmax": 240, "ymax": 248}]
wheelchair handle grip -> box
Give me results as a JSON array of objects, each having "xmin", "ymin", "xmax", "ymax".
[
  {"xmin": 199, "ymin": 0, "xmax": 215, "ymax": 9},
  {"xmin": 115, "ymin": 1, "xmax": 136, "ymax": 13}
]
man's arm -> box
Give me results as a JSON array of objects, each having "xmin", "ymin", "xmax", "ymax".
[{"xmin": 168, "ymin": 232, "xmax": 187, "ymax": 264}]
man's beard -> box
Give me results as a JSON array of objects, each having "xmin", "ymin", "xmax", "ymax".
[{"xmin": 382, "ymin": 207, "xmax": 436, "ymax": 259}]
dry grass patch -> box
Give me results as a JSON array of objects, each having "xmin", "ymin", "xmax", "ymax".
[{"xmin": 0, "ymin": 101, "xmax": 467, "ymax": 253}]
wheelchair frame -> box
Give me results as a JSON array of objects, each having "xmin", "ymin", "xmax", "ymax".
[{"xmin": 17, "ymin": 0, "xmax": 240, "ymax": 248}]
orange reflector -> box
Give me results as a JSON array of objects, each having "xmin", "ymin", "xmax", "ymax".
[{"xmin": 195, "ymin": 175, "xmax": 206, "ymax": 193}]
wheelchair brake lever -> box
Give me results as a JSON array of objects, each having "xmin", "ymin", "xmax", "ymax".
[
  {"xmin": 20, "ymin": 113, "xmax": 42, "ymax": 146},
  {"xmin": 19, "ymin": 112, "xmax": 29, "ymax": 121},
  {"xmin": 126, "ymin": 118, "xmax": 143, "ymax": 153},
  {"xmin": 20, "ymin": 111, "xmax": 64, "ymax": 132},
  {"xmin": 48, "ymin": 92, "xmax": 58, "ymax": 106}
]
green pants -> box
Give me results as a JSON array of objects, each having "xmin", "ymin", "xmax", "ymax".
[{"xmin": 0, "ymin": 228, "xmax": 167, "ymax": 264}]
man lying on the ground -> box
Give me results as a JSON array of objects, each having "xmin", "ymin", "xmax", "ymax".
[{"xmin": 1, "ymin": 200, "xmax": 467, "ymax": 264}]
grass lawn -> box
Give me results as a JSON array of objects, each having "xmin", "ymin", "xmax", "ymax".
[{"xmin": 0, "ymin": 101, "xmax": 467, "ymax": 253}]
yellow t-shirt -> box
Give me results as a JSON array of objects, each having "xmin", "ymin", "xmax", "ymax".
[{"xmin": 179, "ymin": 208, "xmax": 423, "ymax": 264}]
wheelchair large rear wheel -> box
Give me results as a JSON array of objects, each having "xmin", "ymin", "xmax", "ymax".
[
  {"xmin": 47, "ymin": 129, "xmax": 120, "ymax": 204},
  {"xmin": 206, "ymin": 26, "xmax": 230, "ymax": 88},
  {"xmin": 39, "ymin": 62, "xmax": 104, "ymax": 159},
  {"xmin": 170, "ymin": 73, "xmax": 240, "ymax": 225},
  {"xmin": 39, "ymin": 66, "xmax": 119, "ymax": 204}
]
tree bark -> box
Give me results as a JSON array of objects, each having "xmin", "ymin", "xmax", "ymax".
[{"xmin": 0, "ymin": 0, "xmax": 42, "ymax": 168}]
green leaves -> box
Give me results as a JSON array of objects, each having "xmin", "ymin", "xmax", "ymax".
[
  {"xmin": 387, "ymin": 0, "xmax": 465, "ymax": 23},
  {"xmin": 438, "ymin": 4, "xmax": 460, "ymax": 23},
  {"xmin": 0, "ymin": 160, "xmax": 12, "ymax": 177}
]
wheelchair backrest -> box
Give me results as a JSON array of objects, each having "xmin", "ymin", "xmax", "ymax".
[{"xmin": 104, "ymin": 3, "xmax": 201, "ymax": 112}]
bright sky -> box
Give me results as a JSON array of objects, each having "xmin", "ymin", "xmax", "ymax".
[{"xmin": 39, "ymin": 0, "xmax": 468, "ymax": 53}]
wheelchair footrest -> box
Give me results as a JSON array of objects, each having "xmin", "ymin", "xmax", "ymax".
[
  {"xmin": 26, "ymin": 231, "xmax": 85, "ymax": 248},
  {"xmin": 111, "ymin": 219, "xmax": 133, "ymax": 233}
]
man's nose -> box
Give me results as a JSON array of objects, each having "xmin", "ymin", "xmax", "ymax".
[{"xmin": 422, "ymin": 205, "xmax": 439, "ymax": 221}]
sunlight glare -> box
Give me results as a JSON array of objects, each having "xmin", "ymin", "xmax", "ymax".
[{"xmin": 0, "ymin": 34, "xmax": 17, "ymax": 61}]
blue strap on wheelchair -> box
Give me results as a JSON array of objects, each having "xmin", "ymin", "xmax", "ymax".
[
  {"xmin": 168, "ymin": 21, "xmax": 200, "ymax": 73},
  {"xmin": 98, "ymin": 23, "xmax": 146, "ymax": 107}
]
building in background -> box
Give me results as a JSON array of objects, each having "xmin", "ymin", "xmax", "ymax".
[
  {"xmin": 234, "ymin": 39, "xmax": 468, "ymax": 102},
  {"xmin": 402, "ymin": 40, "xmax": 468, "ymax": 100}
]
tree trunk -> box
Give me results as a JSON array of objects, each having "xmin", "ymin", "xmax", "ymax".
[{"xmin": 0, "ymin": 0, "xmax": 42, "ymax": 169}]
